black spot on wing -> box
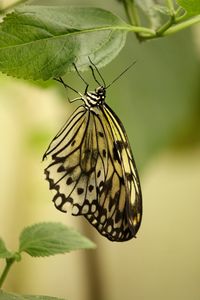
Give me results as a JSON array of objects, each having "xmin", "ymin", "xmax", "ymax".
[
  {"xmin": 99, "ymin": 131, "xmax": 104, "ymax": 138},
  {"xmin": 66, "ymin": 177, "xmax": 73, "ymax": 185},
  {"xmin": 115, "ymin": 140, "xmax": 124, "ymax": 152},
  {"xmin": 125, "ymin": 172, "xmax": 132, "ymax": 181},
  {"xmin": 71, "ymin": 140, "xmax": 76, "ymax": 146},
  {"xmin": 89, "ymin": 185, "xmax": 94, "ymax": 192},
  {"xmin": 102, "ymin": 149, "xmax": 106, "ymax": 157},
  {"xmin": 113, "ymin": 145, "xmax": 120, "ymax": 163},
  {"xmin": 58, "ymin": 165, "xmax": 65, "ymax": 172},
  {"xmin": 77, "ymin": 187, "xmax": 84, "ymax": 194}
]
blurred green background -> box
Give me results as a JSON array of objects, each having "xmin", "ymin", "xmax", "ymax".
[{"xmin": 0, "ymin": 0, "xmax": 200, "ymax": 300}]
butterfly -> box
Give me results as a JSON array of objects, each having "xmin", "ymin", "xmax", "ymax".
[{"xmin": 43, "ymin": 59, "xmax": 142, "ymax": 242}]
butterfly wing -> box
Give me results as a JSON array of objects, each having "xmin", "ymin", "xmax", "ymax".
[
  {"xmin": 43, "ymin": 104, "xmax": 142, "ymax": 242},
  {"xmin": 84, "ymin": 104, "xmax": 142, "ymax": 241},
  {"xmin": 44, "ymin": 105, "xmax": 97, "ymax": 215}
]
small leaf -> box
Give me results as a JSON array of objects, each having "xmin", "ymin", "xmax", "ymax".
[
  {"xmin": 19, "ymin": 222, "xmax": 96, "ymax": 257},
  {"xmin": 0, "ymin": 290, "xmax": 65, "ymax": 300},
  {"xmin": 136, "ymin": 0, "xmax": 163, "ymax": 28},
  {"xmin": 0, "ymin": 6, "xmax": 128, "ymax": 80},
  {"xmin": 177, "ymin": 0, "xmax": 200, "ymax": 16},
  {"xmin": 0, "ymin": 238, "xmax": 12, "ymax": 259},
  {"xmin": 154, "ymin": 5, "xmax": 171, "ymax": 16}
]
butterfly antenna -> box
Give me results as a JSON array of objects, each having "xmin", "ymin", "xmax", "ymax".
[
  {"xmin": 53, "ymin": 77, "xmax": 81, "ymax": 95},
  {"xmin": 88, "ymin": 57, "xmax": 106, "ymax": 87},
  {"xmin": 73, "ymin": 63, "xmax": 89, "ymax": 93},
  {"xmin": 106, "ymin": 60, "xmax": 136, "ymax": 89},
  {"xmin": 89, "ymin": 65, "xmax": 101, "ymax": 86}
]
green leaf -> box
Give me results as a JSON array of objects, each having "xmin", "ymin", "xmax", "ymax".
[
  {"xmin": 0, "ymin": 238, "xmax": 12, "ymax": 259},
  {"xmin": 177, "ymin": 0, "xmax": 200, "ymax": 16},
  {"xmin": 19, "ymin": 222, "xmax": 95, "ymax": 257},
  {"xmin": 136, "ymin": 0, "xmax": 163, "ymax": 28},
  {"xmin": 0, "ymin": 5, "xmax": 128, "ymax": 80},
  {"xmin": 0, "ymin": 290, "xmax": 65, "ymax": 300},
  {"xmin": 154, "ymin": 5, "xmax": 171, "ymax": 16}
]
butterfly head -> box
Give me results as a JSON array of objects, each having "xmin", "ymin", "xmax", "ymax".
[
  {"xmin": 85, "ymin": 86, "xmax": 106, "ymax": 107},
  {"xmin": 95, "ymin": 86, "xmax": 106, "ymax": 99}
]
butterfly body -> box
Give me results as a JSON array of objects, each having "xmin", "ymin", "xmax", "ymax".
[{"xmin": 44, "ymin": 74, "xmax": 142, "ymax": 242}]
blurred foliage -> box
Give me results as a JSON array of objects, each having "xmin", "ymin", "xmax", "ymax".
[
  {"xmin": 0, "ymin": 6, "xmax": 127, "ymax": 79},
  {"xmin": 105, "ymin": 31, "xmax": 200, "ymax": 168},
  {"xmin": 0, "ymin": 1, "xmax": 200, "ymax": 79},
  {"xmin": 19, "ymin": 223, "xmax": 95, "ymax": 256},
  {"xmin": 177, "ymin": 0, "xmax": 200, "ymax": 17},
  {"xmin": 0, "ymin": 290, "xmax": 65, "ymax": 300}
]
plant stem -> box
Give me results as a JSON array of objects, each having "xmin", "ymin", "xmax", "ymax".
[
  {"xmin": 120, "ymin": 0, "xmax": 144, "ymax": 41},
  {"xmin": 80, "ymin": 24, "xmax": 155, "ymax": 36},
  {"xmin": 163, "ymin": 15, "xmax": 200, "ymax": 36},
  {"xmin": 175, "ymin": 6, "xmax": 185, "ymax": 18},
  {"xmin": 0, "ymin": 258, "xmax": 15, "ymax": 288},
  {"xmin": 126, "ymin": 25, "xmax": 155, "ymax": 35},
  {"xmin": 166, "ymin": 0, "xmax": 175, "ymax": 14},
  {"xmin": 123, "ymin": 0, "xmax": 141, "ymax": 26},
  {"xmin": 131, "ymin": 14, "xmax": 200, "ymax": 40},
  {"xmin": 156, "ymin": 15, "xmax": 175, "ymax": 36}
]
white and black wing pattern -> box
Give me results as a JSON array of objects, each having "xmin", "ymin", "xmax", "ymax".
[
  {"xmin": 43, "ymin": 102, "xmax": 142, "ymax": 242},
  {"xmin": 93, "ymin": 104, "xmax": 142, "ymax": 241}
]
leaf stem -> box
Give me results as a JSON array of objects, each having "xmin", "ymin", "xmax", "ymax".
[
  {"xmin": 166, "ymin": 0, "xmax": 175, "ymax": 14},
  {"xmin": 156, "ymin": 15, "xmax": 175, "ymax": 36},
  {"xmin": 175, "ymin": 6, "xmax": 185, "ymax": 19},
  {"xmin": 120, "ymin": 0, "xmax": 144, "ymax": 40},
  {"xmin": 0, "ymin": 258, "xmax": 15, "ymax": 288},
  {"xmin": 123, "ymin": 0, "xmax": 141, "ymax": 26},
  {"xmin": 126, "ymin": 25, "xmax": 155, "ymax": 35},
  {"xmin": 163, "ymin": 15, "xmax": 200, "ymax": 36}
]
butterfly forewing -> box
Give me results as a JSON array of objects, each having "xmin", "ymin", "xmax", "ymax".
[
  {"xmin": 101, "ymin": 104, "xmax": 142, "ymax": 238},
  {"xmin": 44, "ymin": 79, "xmax": 142, "ymax": 242}
]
